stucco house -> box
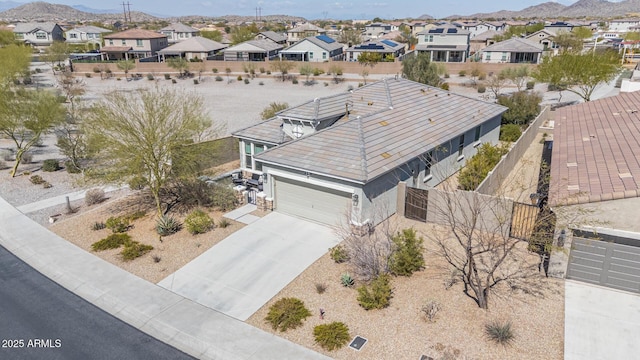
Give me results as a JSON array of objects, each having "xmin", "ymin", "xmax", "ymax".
[
  {"xmin": 415, "ymin": 25, "xmax": 470, "ymax": 62},
  {"xmin": 65, "ymin": 25, "xmax": 111, "ymax": 47},
  {"xmin": 608, "ymin": 18, "xmax": 640, "ymax": 33},
  {"xmin": 364, "ymin": 23, "xmax": 394, "ymax": 39},
  {"xmin": 160, "ymin": 23, "xmax": 199, "ymax": 43},
  {"xmin": 469, "ymin": 30, "xmax": 501, "ymax": 56},
  {"xmin": 232, "ymin": 78, "xmax": 506, "ymax": 227},
  {"xmin": 255, "ymin": 31, "xmax": 287, "ymax": 45},
  {"xmin": 101, "ymin": 28, "xmax": 168, "ymax": 60},
  {"xmin": 157, "ymin": 36, "xmax": 227, "ymax": 61},
  {"xmin": 345, "ymin": 39, "xmax": 405, "ymax": 61},
  {"xmin": 13, "ymin": 22, "xmax": 64, "ymax": 48},
  {"xmin": 221, "ymin": 39, "xmax": 283, "ymax": 61},
  {"xmin": 480, "ymin": 37, "xmax": 543, "ymax": 64},
  {"xmin": 279, "ymin": 35, "xmax": 344, "ymax": 62},
  {"xmin": 286, "ymin": 23, "xmax": 327, "ymax": 46},
  {"xmin": 526, "ymin": 29, "xmax": 559, "ymax": 52}
]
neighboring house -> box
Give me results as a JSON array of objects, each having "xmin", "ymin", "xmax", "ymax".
[
  {"xmin": 232, "ymin": 78, "xmax": 506, "ymax": 227},
  {"xmin": 345, "ymin": 39, "xmax": 405, "ymax": 61},
  {"xmin": 65, "ymin": 25, "xmax": 111, "ymax": 47},
  {"xmin": 160, "ymin": 23, "xmax": 199, "ymax": 43},
  {"xmin": 526, "ymin": 29, "xmax": 559, "ymax": 52},
  {"xmin": 101, "ymin": 28, "xmax": 168, "ymax": 60},
  {"xmin": 480, "ymin": 37, "xmax": 543, "ymax": 64},
  {"xmin": 286, "ymin": 23, "xmax": 327, "ymax": 46},
  {"xmin": 483, "ymin": 21, "xmax": 506, "ymax": 33},
  {"xmin": 453, "ymin": 21, "xmax": 490, "ymax": 38},
  {"xmin": 221, "ymin": 39, "xmax": 283, "ymax": 61},
  {"xmin": 415, "ymin": 25, "xmax": 470, "ymax": 62},
  {"xmin": 544, "ymin": 21, "xmax": 574, "ymax": 35},
  {"xmin": 255, "ymin": 31, "xmax": 287, "ymax": 45},
  {"xmin": 157, "ymin": 36, "xmax": 226, "ymax": 61},
  {"xmin": 13, "ymin": 22, "xmax": 64, "ymax": 48},
  {"xmin": 469, "ymin": 30, "xmax": 501, "ymax": 56},
  {"xmin": 609, "ymin": 18, "xmax": 640, "ymax": 33},
  {"xmin": 279, "ymin": 35, "xmax": 344, "ymax": 62},
  {"xmin": 365, "ymin": 23, "xmax": 393, "ymax": 39}
]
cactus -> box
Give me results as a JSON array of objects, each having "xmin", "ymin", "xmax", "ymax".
[
  {"xmin": 156, "ymin": 215, "xmax": 182, "ymax": 236},
  {"xmin": 341, "ymin": 273, "xmax": 355, "ymax": 287}
]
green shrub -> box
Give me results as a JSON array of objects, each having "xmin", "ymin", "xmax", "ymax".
[
  {"xmin": 389, "ymin": 228, "xmax": 425, "ymax": 276},
  {"xmin": 126, "ymin": 210, "xmax": 146, "ymax": 221},
  {"xmin": 458, "ymin": 143, "xmax": 509, "ymax": 191},
  {"xmin": 485, "ymin": 320, "xmax": 515, "ymax": 345},
  {"xmin": 29, "ymin": 175, "xmax": 45, "ymax": 185},
  {"xmin": 500, "ymin": 124, "xmax": 522, "ymax": 142},
  {"xmin": 458, "ymin": 70, "xmax": 466, "ymax": 77},
  {"xmin": 244, "ymin": 78, "xmax": 250, "ymax": 84},
  {"xmin": 21, "ymin": 152, "xmax": 32, "ymax": 164},
  {"xmin": 215, "ymin": 76, "xmax": 223, "ymax": 81},
  {"xmin": 193, "ymin": 79, "xmax": 199, "ymax": 85},
  {"xmin": 85, "ymin": 73, "xmax": 91, "ymax": 78},
  {"xmin": 91, "ymin": 221, "xmax": 106, "ymax": 231},
  {"xmin": 171, "ymin": 79, "xmax": 176, "ymax": 84},
  {"xmin": 478, "ymin": 72, "xmax": 487, "ymax": 80},
  {"xmin": 497, "ymin": 91, "xmax": 542, "ymax": 126},
  {"xmin": 292, "ymin": 78, "xmax": 299, "ymax": 84},
  {"xmin": 218, "ymin": 218, "xmax": 231, "ymax": 228},
  {"xmin": 211, "ymin": 184, "xmax": 237, "ymax": 211},
  {"xmin": 237, "ymin": 75, "xmax": 243, "ymax": 81},
  {"xmin": 185, "ymin": 209, "xmax": 215, "ymax": 235},
  {"xmin": 212, "ymin": 68, "xmax": 218, "ymax": 73},
  {"xmin": 105, "ymin": 216, "xmax": 130, "ymax": 233},
  {"xmin": 156, "ymin": 215, "xmax": 182, "ymax": 236},
  {"xmin": 526, "ymin": 81, "xmax": 535, "ymax": 90},
  {"xmin": 164, "ymin": 74, "xmax": 171, "ymax": 80},
  {"xmin": 440, "ymin": 82, "xmax": 449, "ymax": 91},
  {"xmin": 64, "ymin": 160, "xmax": 81, "ymax": 173},
  {"xmin": 313, "ymin": 68, "xmax": 324, "ymax": 76},
  {"xmin": 265, "ymin": 297, "xmax": 312, "ymax": 332},
  {"xmin": 42, "ymin": 159, "xmax": 61, "ymax": 172},
  {"xmin": 313, "ymin": 322, "xmax": 350, "ymax": 351},
  {"xmin": 330, "ymin": 244, "xmax": 349, "ymax": 263},
  {"xmin": 266, "ymin": 70, "xmax": 271, "ymax": 75},
  {"xmin": 147, "ymin": 74, "xmax": 154, "ymax": 80},
  {"xmin": 120, "ymin": 241, "xmax": 153, "ymax": 261},
  {"xmin": 259, "ymin": 67, "xmax": 265, "ymax": 73},
  {"xmin": 127, "ymin": 176, "xmax": 147, "ymax": 190},
  {"xmin": 444, "ymin": 73, "xmax": 450, "ymax": 78},
  {"xmin": 341, "ymin": 273, "xmax": 355, "ymax": 287},
  {"xmin": 315, "ymin": 283, "xmax": 327, "ymax": 294},
  {"xmin": 477, "ymin": 85, "xmax": 486, "ymax": 93},
  {"xmin": 357, "ymin": 274, "xmax": 392, "ymax": 310},
  {"xmin": 92, "ymin": 233, "xmax": 131, "ymax": 251},
  {"xmin": 85, "ymin": 188, "xmax": 105, "ymax": 206}
]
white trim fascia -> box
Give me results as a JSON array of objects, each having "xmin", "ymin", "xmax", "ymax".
[
  {"xmin": 258, "ymin": 159, "xmax": 365, "ymax": 185},
  {"xmin": 268, "ymin": 168, "xmax": 356, "ymax": 194}
]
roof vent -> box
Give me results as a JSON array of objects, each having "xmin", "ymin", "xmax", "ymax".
[
  {"xmin": 368, "ymin": 101, "xmax": 374, "ymax": 106},
  {"xmin": 314, "ymin": 97, "xmax": 320, "ymax": 102},
  {"xmin": 619, "ymin": 172, "xmax": 633, "ymax": 179},
  {"xmin": 379, "ymin": 120, "xmax": 389, "ymax": 126},
  {"xmin": 381, "ymin": 152, "xmax": 391, "ymax": 159}
]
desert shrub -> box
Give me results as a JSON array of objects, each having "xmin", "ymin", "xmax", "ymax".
[
  {"xmin": 244, "ymin": 78, "xmax": 250, "ymax": 84},
  {"xmin": 421, "ymin": 299, "xmax": 441, "ymax": 322},
  {"xmin": 120, "ymin": 241, "xmax": 153, "ymax": 261},
  {"xmin": 85, "ymin": 73, "xmax": 92, "ymax": 78},
  {"xmin": 85, "ymin": 188, "xmax": 106, "ymax": 206},
  {"xmin": 211, "ymin": 184, "xmax": 237, "ymax": 211},
  {"xmin": 259, "ymin": 81, "xmax": 264, "ymax": 85},
  {"xmin": 147, "ymin": 74, "xmax": 154, "ymax": 80},
  {"xmin": 526, "ymin": 81, "xmax": 535, "ymax": 90},
  {"xmin": 315, "ymin": 283, "xmax": 327, "ymax": 294},
  {"xmin": 313, "ymin": 68, "xmax": 324, "ymax": 76},
  {"xmin": 313, "ymin": 322, "xmax": 350, "ymax": 351},
  {"xmin": 440, "ymin": 82, "xmax": 449, "ymax": 91},
  {"xmin": 91, "ymin": 221, "xmax": 106, "ymax": 231},
  {"xmin": 42, "ymin": 159, "xmax": 61, "ymax": 172},
  {"xmin": 126, "ymin": 210, "xmax": 146, "ymax": 221},
  {"xmin": 265, "ymin": 297, "xmax": 312, "ymax": 332},
  {"xmin": 388, "ymin": 228, "xmax": 425, "ymax": 276},
  {"xmin": 497, "ymin": 91, "xmax": 542, "ymax": 126},
  {"xmin": 444, "ymin": 73, "xmax": 450, "ymax": 78},
  {"xmin": 485, "ymin": 320, "xmax": 515, "ymax": 345},
  {"xmin": 477, "ymin": 85, "xmax": 486, "ymax": 93},
  {"xmin": 164, "ymin": 74, "xmax": 171, "ymax": 80},
  {"xmin": 91, "ymin": 233, "xmax": 131, "ymax": 251},
  {"xmin": 324, "ymin": 82, "xmax": 328, "ymax": 86},
  {"xmin": 500, "ymin": 124, "xmax": 522, "ymax": 142},
  {"xmin": 127, "ymin": 176, "xmax": 147, "ymax": 190},
  {"xmin": 42, "ymin": 181, "xmax": 52, "ymax": 188},
  {"xmin": 478, "ymin": 72, "xmax": 487, "ymax": 80},
  {"xmin": 21, "ymin": 152, "xmax": 33, "ymax": 164},
  {"xmin": 156, "ymin": 215, "xmax": 182, "ymax": 236},
  {"xmin": 218, "ymin": 218, "xmax": 231, "ymax": 228},
  {"xmin": 193, "ymin": 79, "xmax": 199, "ymax": 85},
  {"xmin": 215, "ymin": 76, "xmax": 223, "ymax": 81},
  {"xmin": 237, "ymin": 75, "xmax": 243, "ymax": 81},
  {"xmin": 171, "ymin": 79, "xmax": 176, "ymax": 84},
  {"xmin": 341, "ymin": 273, "xmax": 355, "ymax": 287},
  {"xmin": 444, "ymin": 268, "xmax": 460, "ymax": 289},
  {"xmin": 105, "ymin": 216, "xmax": 130, "ymax": 233},
  {"xmin": 153, "ymin": 255, "xmax": 161, "ymax": 263},
  {"xmin": 458, "ymin": 70, "xmax": 466, "ymax": 77},
  {"xmin": 64, "ymin": 160, "xmax": 81, "ymax": 173},
  {"xmin": 185, "ymin": 209, "xmax": 215, "ymax": 235},
  {"xmin": 458, "ymin": 143, "xmax": 509, "ymax": 191},
  {"xmin": 2, "ymin": 151, "xmax": 12, "ymax": 161},
  {"xmin": 93, "ymin": 67, "xmax": 101, "ymax": 73},
  {"xmin": 259, "ymin": 67, "xmax": 265, "ymax": 73},
  {"xmin": 357, "ymin": 274, "xmax": 392, "ymax": 310},
  {"xmin": 212, "ymin": 68, "xmax": 218, "ymax": 73},
  {"xmin": 329, "ymin": 244, "xmax": 349, "ymax": 263},
  {"xmin": 266, "ymin": 70, "xmax": 271, "ymax": 75},
  {"xmin": 29, "ymin": 175, "xmax": 45, "ymax": 185},
  {"xmin": 292, "ymin": 79, "xmax": 299, "ymax": 85}
]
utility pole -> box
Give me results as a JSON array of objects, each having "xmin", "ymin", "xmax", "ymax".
[{"xmin": 122, "ymin": 2, "xmax": 132, "ymax": 23}]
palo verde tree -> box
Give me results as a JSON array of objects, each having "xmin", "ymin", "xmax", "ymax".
[
  {"xmin": 401, "ymin": 52, "xmax": 445, "ymax": 88},
  {"xmin": 83, "ymin": 87, "xmax": 213, "ymax": 217},
  {"xmin": 269, "ymin": 60, "xmax": 296, "ymax": 82},
  {"xmin": 500, "ymin": 66, "xmax": 530, "ymax": 92},
  {"xmin": 116, "ymin": 59, "xmax": 136, "ymax": 79},
  {"xmin": 261, "ymin": 102, "xmax": 289, "ymax": 120},
  {"xmin": 200, "ymin": 30, "xmax": 223, "ymax": 42},
  {"xmin": 41, "ymin": 41, "xmax": 71, "ymax": 73},
  {"xmin": 534, "ymin": 50, "xmax": 621, "ymax": 102},
  {"xmin": 167, "ymin": 57, "xmax": 190, "ymax": 77}
]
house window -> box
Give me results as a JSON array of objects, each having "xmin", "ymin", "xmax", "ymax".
[
  {"xmin": 485, "ymin": 52, "xmax": 490, "ymax": 60},
  {"xmin": 87, "ymin": 33, "xmax": 94, "ymax": 39},
  {"xmin": 122, "ymin": 40, "xmax": 126, "ymax": 45},
  {"xmin": 426, "ymin": 35, "xmax": 434, "ymax": 42},
  {"xmin": 69, "ymin": 33, "xmax": 78, "ymax": 39},
  {"xmin": 244, "ymin": 143, "xmax": 252, "ymax": 169},
  {"xmin": 36, "ymin": 32, "xmax": 47, "ymax": 39},
  {"xmin": 109, "ymin": 39, "xmax": 114, "ymax": 45},
  {"xmin": 136, "ymin": 39, "xmax": 143, "ymax": 47},
  {"xmin": 244, "ymin": 143, "xmax": 266, "ymax": 171},
  {"xmin": 323, "ymin": 52, "xmax": 327, "ymax": 59},
  {"xmin": 309, "ymin": 52, "xmax": 314, "ymax": 59},
  {"xmin": 15, "ymin": 33, "xmax": 24, "ymax": 39},
  {"xmin": 501, "ymin": 52, "xmax": 507, "ymax": 61},
  {"xmin": 179, "ymin": 33, "xmax": 185, "ymax": 38},
  {"xmin": 474, "ymin": 125, "xmax": 481, "ymax": 142},
  {"xmin": 424, "ymin": 150, "xmax": 434, "ymax": 180},
  {"xmin": 458, "ymin": 134, "xmax": 465, "ymax": 157}
]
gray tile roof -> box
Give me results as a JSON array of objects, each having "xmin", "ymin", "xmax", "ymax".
[
  {"xmin": 13, "ymin": 22, "xmax": 59, "ymax": 33},
  {"xmin": 233, "ymin": 117, "xmax": 289, "ymax": 145},
  {"xmin": 415, "ymin": 44, "xmax": 468, "ymax": 51},
  {"xmin": 550, "ymin": 91, "xmax": 640, "ymax": 206},
  {"xmin": 482, "ymin": 37, "xmax": 543, "ymax": 53},
  {"xmin": 254, "ymin": 78, "xmax": 506, "ymax": 183},
  {"xmin": 288, "ymin": 23, "xmax": 326, "ymax": 33},
  {"xmin": 160, "ymin": 23, "xmax": 199, "ymax": 33},
  {"xmin": 223, "ymin": 39, "xmax": 283, "ymax": 52},
  {"xmin": 158, "ymin": 36, "xmax": 226, "ymax": 54},
  {"xmin": 68, "ymin": 25, "xmax": 111, "ymax": 34},
  {"xmin": 258, "ymin": 31, "xmax": 287, "ymax": 43},
  {"xmin": 284, "ymin": 36, "xmax": 344, "ymax": 52}
]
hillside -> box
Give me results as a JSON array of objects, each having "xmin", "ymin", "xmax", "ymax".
[
  {"xmin": 0, "ymin": 1, "xmax": 157, "ymax": 22},
  {"xmin": 450, "ymin": 0, "xmax": 640, "ymax": 19}
]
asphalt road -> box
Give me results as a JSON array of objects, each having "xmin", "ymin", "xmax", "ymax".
[{"xmin": 0, "ymin": 245, "xmax": 195, "ymax": 360}]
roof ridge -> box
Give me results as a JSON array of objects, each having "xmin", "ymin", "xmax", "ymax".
[
  {"xmin": 383, "ymin": 78, "xmax": 394, "ymax": 110},
  {"xmin": 356, "ymin": 116, "xmax": 368, "ymax": 180}
]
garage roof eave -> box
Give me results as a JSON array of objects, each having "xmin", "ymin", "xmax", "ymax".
[{"xmin": 256, "ymin": 159, "xmax": 366, "ymax": 185}]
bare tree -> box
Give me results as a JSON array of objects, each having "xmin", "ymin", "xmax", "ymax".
[
  {"xmin": 269, "ymin": 60, "xmax": 295, "ymax": 82},
  {"xmin": 486, "ymin": 72, "xmax": 508, "ymax": 98}
]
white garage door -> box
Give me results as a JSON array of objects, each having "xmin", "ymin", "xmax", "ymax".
[{"xmin": 274, "ymin": 177, "xmax": 351, "ymax": 226}]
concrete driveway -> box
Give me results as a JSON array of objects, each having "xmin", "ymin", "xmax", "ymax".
[{"xmin": 158, "ymin": 212, "xmax": 340, "ymax": 321}]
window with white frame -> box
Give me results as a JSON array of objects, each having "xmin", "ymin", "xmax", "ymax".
[
  {"xmin": 474, "ymin": 125, "xmax": 481, "ymax": 143},
  {"xmin": 309, "ymin": 52, "xmax": 314, "ymax": 59},
  {"xmin": 69, "ymin": 33, "xmax": 78, "ymax": 39},
  {"xmin": 424, "ymin": 150, "xmax": 434, "ymax": 180},
  {"xmin": 121, "ymin": 39, "xmax": 126, "ymax": 45},
  {"xmin": 426, "ymin": 35, "xmax": 434, "ymax": 42},
  {"xmin": 458, "ymin": 134, "xmax": 465, "ymax": 157},
  {"xmin": 36, "ymin": 32, "xmax": 47, "ymax": 39},
  {"xmin": 109, "ymin": 39, "xmax": 114, "ymax": 45},
  {"xmin": 244, "ymin": 142, "xmax": 267, "ymax": 171},
  {"xmin": 136, "ymin": 39, "xmax": 143, "ymax": 47},
  {"xmin": 501, "ymin": 52, "xmax": 507, "ymax": 61}
]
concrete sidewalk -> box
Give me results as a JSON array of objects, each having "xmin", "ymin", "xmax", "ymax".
[
  {"xmin": 16, "ymin": 185, "xmax": 124, "ymax": 214},
  {"xmin": 0, "ymin": 196, "xmax": 330, "ymax": 360},
  {"xmin": 160, "ymin": 212, "xmax": 340, "ymax": 321}
]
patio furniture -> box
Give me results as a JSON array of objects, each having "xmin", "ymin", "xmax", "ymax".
[{"xmin": 231, "ymin": 171, "xmax": 244, "ymax": 185}]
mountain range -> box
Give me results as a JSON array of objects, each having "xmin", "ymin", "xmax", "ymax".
[{"xmin": 454, "ymin": 0, "xmax": 640, "ymax": 19}]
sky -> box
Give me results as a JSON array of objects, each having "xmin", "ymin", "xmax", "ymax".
[{"xmin": 1, "ymin": 0, "xmax": 611, "ymax": 19}]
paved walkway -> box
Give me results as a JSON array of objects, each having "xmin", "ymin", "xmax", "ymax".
[
  {"xmin": 16, "ymin": 185, "xmax": 123, "ymax": 214},
  {"xmin": 224, "ymin": 203, "xmax": 261, "ymax": 224},
  {"xmin": 159, "ymin": 212, "xmax": 340, "ymax": 321},
  {"xmin": 0, "ymin": 195, "xmax": 330, "ymax": 360}
]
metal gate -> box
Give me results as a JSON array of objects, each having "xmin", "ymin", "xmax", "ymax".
[
  {"xmin": 247, "ymin": 188, "xmax": 257, "ymax": 205},
  {"xmin": 405, "ymin": 187, "xmax": 428, "ymax": 222},
  {"xmin": 509, "ymin": 202, "xmax": 538, "ymax": 240}
]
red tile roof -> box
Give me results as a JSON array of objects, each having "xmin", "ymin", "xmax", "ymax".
[
  {"xmin": 103, "ymin": 28, "xmax": 166, "ymax": 40},
  {"xmin": 550, "ymin": 91, "xmax": 640, "ymax": 206}
]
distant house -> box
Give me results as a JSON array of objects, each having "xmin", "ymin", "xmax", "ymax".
[
  {"xmin": 609, "ymin": 19, "xmax": 640, "ymax": 33},
  {"xmin": 483, "ymin": 21, "xmax": 506, "ymax": 33},
  {"xmin": 65, "ymin": 25, "xmax": 111, "ymax": 47},
  {"xmin": 544, "ymin": 21, "xmax": 574, "ymax": 35},
  {"xmin": 480, "ymin": 37, "xmax": 543, "ymax": 64},
  {"xmin": 345, "ymin": 39, "xmax": 405, "ymax": 61},
  {"xmin": 158, "ymin": 36, "xmax": 227, "ymax": 61},
  {"xmin": 13, "ymin": 22, "xmax": 64, "ymax": 48},
  {"xmin": 101, "ymin": 28, "xmax": 168, "ymax": 60},
  {"xmin": 255, "ymin": 31, "xmax": 287, "ymax": 45},
  {"xmin": 279, "ymin": 35, "xmax": 344, "ymax": 62},
  {"xmin": 286, "ymin": 23, "xmax": 327, "ymax": 46},
  {"xmin": 469, "ymin": 30, "xmax": 501, "ymax": 56},
  {"xmin": 453, "ymin": 21, "xmax": 490, "ymax": 38},
  {"xmin": 526, "ymin": 29, "xmax": 559, "ymax": 52},
  {"xmin": 364, "ymin": 23, "xmax": 394, "ymax": 39},
  {"xmin": 221, "ymin": 39, "xmax": 283, "ymax": 61},
  {"xmin": 232, "ymin": 78, "xmax": 506, "ymax": 227},
  {"xmin": 160, "ymin": 23, "xmax": 199, "ymax": 43},
  {"xmin": 415, "ymin": 25, "xmax": 470, "ymax": 62}
]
